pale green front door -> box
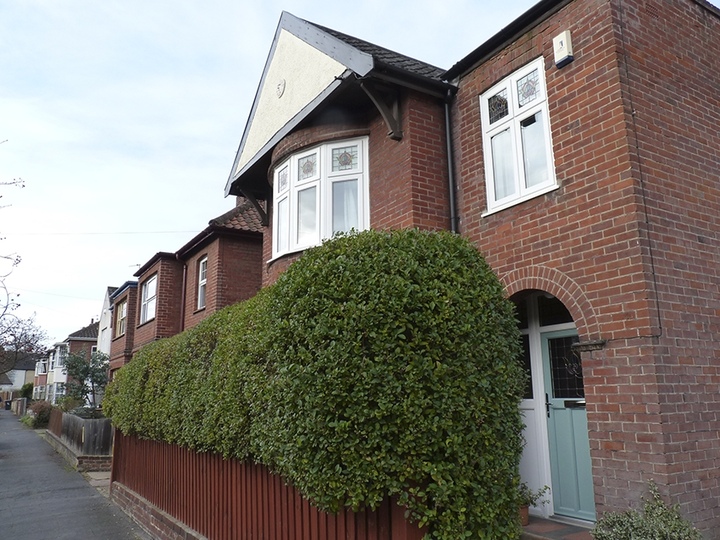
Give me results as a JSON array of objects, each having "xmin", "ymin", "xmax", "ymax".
[{"xmin": 542, "ymin": 330, "xmax": 596, "ymax": 521}]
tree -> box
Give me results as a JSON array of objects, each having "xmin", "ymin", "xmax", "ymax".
[
  {"xmin": 0, "ymin": 176, "xmax": 25, "ymax": 322},
  {"xmin": 0, "ymin": 314, "xmax": 47, "ymax": 376},
  {"xmin": 63, "ymin": 350, "xmax": 109, "ymax": 407},
  {"xmin": 0, "ymin": 170, "xmax": 38, "ymax": 376}
]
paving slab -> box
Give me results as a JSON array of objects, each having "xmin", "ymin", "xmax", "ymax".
[{"xmin": 0, "ymin": 409, "xmax": 150, "ymax": 540}]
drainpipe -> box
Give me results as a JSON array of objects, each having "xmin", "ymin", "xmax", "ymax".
[
  {"xmin": 444, "ymin": 89, "xmax": 459, "ymax": 233},
  {"xmin": 177, "ymin": 253, "xmax": 187, "ymax": 332}
]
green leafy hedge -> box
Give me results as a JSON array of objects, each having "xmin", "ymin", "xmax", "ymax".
[{"xmin": 104, "ymin": 229, "xmax": 525, "ymax": 539}]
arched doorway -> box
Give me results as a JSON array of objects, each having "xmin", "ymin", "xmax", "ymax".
[{"xmin": 513, "ymin": 290, "xmax": 595, "ymax": 522}]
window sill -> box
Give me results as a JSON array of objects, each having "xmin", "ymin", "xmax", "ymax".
[
  {"xmin": 136, "ymin": 318, "xmax": 156, "ymax": 329},
  {"xmin": 268, "ymin": 246, "xmax": 308, "ymax": 265},
  {"xmin": 482, "ymin": 184, "xmax": 560, "ymax": 217}
]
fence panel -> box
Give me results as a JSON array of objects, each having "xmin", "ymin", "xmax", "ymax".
[{"xmin": 112, "ymin": 432, "xmax": 426, "ymax": 540}]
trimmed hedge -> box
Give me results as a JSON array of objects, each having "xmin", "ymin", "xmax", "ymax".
[{"xmin": 104, "ymin": 229, "xmax": 525, "ymax": 539}]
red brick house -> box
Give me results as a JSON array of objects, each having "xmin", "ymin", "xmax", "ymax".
[
  {"xmin": 223, "ymin": 0, "xmax": 720, "ymax": 534},
  {"xmin": 35, "ymin": 321, "xmax": 99, "ymax": 404},
  {"xmin": 108, "ymin": 201, "xmax": 262, "ymax": 377}
]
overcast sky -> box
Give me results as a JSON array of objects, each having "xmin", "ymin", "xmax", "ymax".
[{"xmin": 3, "ymin": 0, "xmax": 712, "ymax": 344}]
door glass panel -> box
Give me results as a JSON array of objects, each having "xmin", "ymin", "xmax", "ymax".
[
  {"xmin": 549, "ymin": 335, "xmax": 583, "ymax": 399},
  {"xmin": 514, "ymin": 295, "xmax": 529, "ymax": 329},
  {"xmin": 521, "ymin": 334, "xmax": 533, "ymax": 399},
  {"xmin": 538, "ymin": 294, "xmax": 573, "ymax": 326}
]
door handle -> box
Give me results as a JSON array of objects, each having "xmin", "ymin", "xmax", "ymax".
[
  {"xmin": 545, "ymin": 393, "xmax": 550, "ymax": 418},
  {"xmin": 564, "ymin": 400, "xmax": 586, "ymax": 408}
]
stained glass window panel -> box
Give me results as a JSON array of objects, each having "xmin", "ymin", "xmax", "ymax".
[
  {"xmin": 332, "ymin": 146, "xmax": 358, "ymax": 171},
  {"xmin": 488, "ymin": 89, "xmax": 509, "ymax": 124},
  {"xmin": 549, "ymin": 336, "xmax": 584, "ymax": 399},
  {"xmin": 517, "ymin": 69, "xmax": 540, "ymax": 107},
  {"xmin": 277, "ymin": 166, "xmax": 289, "ymax": 193},
  {"xmin": 298, "ymin": 154, "xmax": 317, "ymax": 181}
]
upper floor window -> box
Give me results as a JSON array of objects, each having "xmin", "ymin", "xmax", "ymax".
[
  {"xmin": 272, "ymin": 137, "xmax": 369, "ymax": 258},
  {"xmin": 140, "ymin": 275, "xmax": 157, "ymax": 324},
  {"xmin": 197, "ymin": 256, "xmax": 208, "ymax": 310},
  {"xmin": 56, "ymin": 345, "xmax": 68, "ymax": 367},
  {"xmin": 480, "ymin": 57, "xmax": 557, "ymax": 214},
  {"xmin": 116, "ymin": 300, "xmax": 127, "ymax": 336}
]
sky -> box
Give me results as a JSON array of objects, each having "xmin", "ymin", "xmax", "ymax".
[{"xmin": 3, "ymin": 0, "xmax": 711, "ymax": 345}]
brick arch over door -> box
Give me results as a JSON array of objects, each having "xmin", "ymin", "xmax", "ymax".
[{"xmin": 501, "ymin": 265, "xmax": 601, "ymax": 342}]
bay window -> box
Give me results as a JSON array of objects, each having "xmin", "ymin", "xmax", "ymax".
[{"xmin": 272, "ymin": 137, "xmax": 369, "ymax": 258}]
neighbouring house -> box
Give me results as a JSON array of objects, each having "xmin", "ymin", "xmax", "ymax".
[
  {"xmin": 97, "ymin": 286, "xmax": 118, "ymax": 356},
  {"xmin": 108, "ymin": 281, "xmax": 138, "ymax": 376},
  {"xmin": 108, "ymin": 200, "xmax": 262, "ymax": 378},
  {"xmin": 220, "ymin": 0, "xmax": 720, "ymax": 535},
  {"xmin": 35, "ymin": 321, "xmax": 99, "ymax": 405},
  {"xmin": 0, "ymin": 353, "xmax": 37, "ymax": 402}
]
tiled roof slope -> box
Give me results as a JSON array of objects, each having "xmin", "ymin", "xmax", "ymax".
[
  {"xmin": 14, "ymin": 353, "xmax": 40, "ymax": 371},
  {"xmin": 209, "ymin": 198, "xmax": 263, "ymax": 233},
  {"xmin": 312, "ymin": 23, "xmax": 446, "ymax": 81},
  {"xmin": 67, "ymin": 321, "xmax": 99, "ymax": 341}
]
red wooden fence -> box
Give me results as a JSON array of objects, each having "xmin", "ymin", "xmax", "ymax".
[{"xmin": 111, "ymin": 432, "xmax": 427, "ymax": 540}]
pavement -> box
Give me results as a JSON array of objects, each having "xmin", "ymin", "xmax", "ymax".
[
  {"xmin": 522, "ymin": 516, "xmax": 593, "ymax": 540},
  {"xmin": 0, "ymin": 408, "xmax": 151, "ymax": 540}
]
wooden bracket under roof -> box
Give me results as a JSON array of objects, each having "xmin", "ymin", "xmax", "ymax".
[{"xmin": 360, "ymin": 80, "xmax": 403, "ymax": 141}]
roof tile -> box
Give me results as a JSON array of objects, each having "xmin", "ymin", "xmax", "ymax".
[{"xmin": 209, "ymin": 198, "xmax": 264, "ymax": 233}]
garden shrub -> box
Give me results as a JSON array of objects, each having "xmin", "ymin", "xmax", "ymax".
[
  {"xmin": 253, "ymin": 229, "xmax": 525, "ymax": 539},
  {"xmin": 57, "ymin": 396, "xmax": 84, "ymax": 412},
  {"xmin": 20, "ymin": 382, "xmax": 33, "ymax": 400},
  {"xmin": 104, "ymin": 229, "xmax": 525, "ymax": 539},
  {"xmin": 27, "ymin": 400, "xmax": 53, "ymax": 428},
  {"xmin": 591, "ymin": 482, "xmax": 702, "ymax": 540}
]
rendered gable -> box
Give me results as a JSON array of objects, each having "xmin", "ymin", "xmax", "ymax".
[
  {"xmin": 234, "ymin": 30, "xmax": 346, "ymax": 177},
  {"xmin": 226, "ymin": 12, "xmax": 375, "ymax": 198}
]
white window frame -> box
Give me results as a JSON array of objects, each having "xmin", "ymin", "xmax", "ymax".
[
  {"xmin": 57, "ymin": 345, "xmax": 68, "ymax": 368},
  {"xmin": 116, "ymin": 300, "xmax": 127, "ymax": 336},
  {"xmin": 197, "ymin": 256, "xmax": 208, "ymax": 310},
  {"xmin": 140, "ymin": 274, "xmax": 157, "ymax": 324},
  {"xmin": 480, "ymin": 57, "xmax": 557, "ymax": 215},
  {"xmin": 272, "ymin": 137, "xmax": 370, "ymax": 259}
]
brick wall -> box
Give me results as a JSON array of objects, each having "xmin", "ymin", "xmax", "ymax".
[
  {"xmin": 133, "ymin": 257, "xmax": 183, "ymax": 353},
  {"xmin": 183, "ymin": 234, "xmax": 262, "ymax": 331},
  {"xmin": 451, "ymin": 0, "xmax": 720, "ymax": 532},
  {"xmin": 614, "ymin": 0, "xmax": 720, "ymax": 530},
  {"xmin": 110, "ymin": 286, "xmax": 137, "ymax": 374}
]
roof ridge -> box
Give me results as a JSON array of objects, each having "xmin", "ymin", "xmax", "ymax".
[{"xmin": 308, "ymin": 21, "xmax": 446, "ymax": 80}]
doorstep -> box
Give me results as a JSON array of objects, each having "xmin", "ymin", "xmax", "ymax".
[{"xmin": 522, "ymin": 515, "xmax": 593, "ymax": 540}]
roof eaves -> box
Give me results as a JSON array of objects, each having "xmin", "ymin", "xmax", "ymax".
[
  {"xmin": 110, "ymin": 280, "xmax": 138, "ymax": 301},
  {"xmin": 134, "ymin": 252, "xmax": 176, "ymax": 278},
  {"xmin": 443, "ymin": 0, "xmax": 571, "ymax": 81}
]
